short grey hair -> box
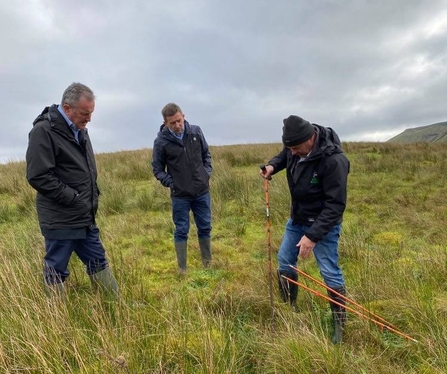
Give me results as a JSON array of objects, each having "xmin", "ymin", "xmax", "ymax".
[
  {"xmin": 161, "ymin": 103, "xmax": 182, "ymax": 120},
  {"xmin": 61, "ymin": 82, "xmax": 95, "ymax": 106}
]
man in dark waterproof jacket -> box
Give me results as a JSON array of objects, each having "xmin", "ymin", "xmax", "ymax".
[
  {"xmin": 152, "ymin": 103, "xmax": 212, "ymax": 275},
  {"xmin": 26, "ymin": 82, "xmax": 119, "ymax": 298},
  {"xmin": 260, "ymin": 115, "xmax": 349, "ymax": 344}
]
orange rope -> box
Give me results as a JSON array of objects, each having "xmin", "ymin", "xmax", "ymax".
[
  {"xmin": 282, "ymin": 274, "xmax": 418, "ymax": 343},
  {"xmin": 289, "ymin": 264, "xmax": 399, "ymax": 330}
]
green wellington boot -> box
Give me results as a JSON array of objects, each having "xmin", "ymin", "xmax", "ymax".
[
  {"xmin": 175, "ymin": 241, "xmax": 188, "ymax": 274},
  {"xmin": 90, "ymin": 267, "xmax": 119, "ymax": 295},
  {"xmin": 44, "ymin": 282, "xmax": 67, "ymax": 302},
  {"xmin": 198, "ymin": 238, "xmax": 212, "ymax": 268}
]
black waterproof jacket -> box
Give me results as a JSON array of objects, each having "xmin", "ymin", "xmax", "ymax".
[
  {"xmin": 26, "ymin": 104, "xmax": 99, "ymax": 230},
  {"xmin": 152, "ymin": 121, "xmax": 212, "ymax": 198},
  {"xmin": 268, "ymin": 124, "xmax": 349, "ymax": 243}
]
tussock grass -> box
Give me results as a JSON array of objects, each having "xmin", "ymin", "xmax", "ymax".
[{"xmin": 1, "ymin": 142, "xmax": 447, "ymax": 372}]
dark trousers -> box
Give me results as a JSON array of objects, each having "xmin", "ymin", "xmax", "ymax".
[
  {"xmin": 44, "ymin": 225, "xmax": 109, "ymax": 284},
  {"xmin": 172, "ymin": 192, "xmax": 212, "ymax": 242}
]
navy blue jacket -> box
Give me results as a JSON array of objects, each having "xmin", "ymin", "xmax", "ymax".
[
  {"xmin": 268, "ymin": 124, "xmax": 349, "ymax": 242},
  {"xmin": 152, "ymin": 121, "xmax": 212, "ymax": 198},
  {"xmin": 26, "ymin": 104, "xmax": 99, "ymax": 230}
]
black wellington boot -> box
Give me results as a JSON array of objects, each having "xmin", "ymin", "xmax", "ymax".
[
  {"xmin": 328, "ymin": 285, "xmax": 347, "ymax": 344},
  {"xmin": 277, "ymin": 269, "xmax": 298, "ymax": 309}
]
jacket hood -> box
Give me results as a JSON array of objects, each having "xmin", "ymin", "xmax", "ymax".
[
  {"xmin": 311, "ymin": 124, "xmax": 344, "ymax": 158},
  {"xmin": 32, "ymin": 104, "xmax": 63, "ymax": 127}
]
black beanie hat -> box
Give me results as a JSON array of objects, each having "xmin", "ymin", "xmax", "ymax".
[{"xmin": 282, "ymin": 115, "xmax": 314, "ymax": 147}]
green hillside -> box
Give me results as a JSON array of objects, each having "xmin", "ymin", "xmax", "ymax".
[
  {"xmin": 1, "ymin": 142, "xmax": 447, "ymax": 373},
  {"xmin": 388, "ymin": 121, "xmax": 447, "ymax": 143}
]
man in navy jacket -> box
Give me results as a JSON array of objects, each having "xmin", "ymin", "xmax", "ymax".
[{"xmin": 152, "ymin": 103, "xmax": 212, "ymax": 274}]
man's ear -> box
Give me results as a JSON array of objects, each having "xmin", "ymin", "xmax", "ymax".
[{"xmin": 62, "ymin": 103, "xmax": 70, "ymax": 112}]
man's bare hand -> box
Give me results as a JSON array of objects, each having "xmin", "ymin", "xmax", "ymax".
[
  {"xmin": 297, "ymin": 235, "xmax": 316, "ymax": 259},
  {"xmin": 260, "ymin": 164, "xmax": 274, "ymax": 180}
]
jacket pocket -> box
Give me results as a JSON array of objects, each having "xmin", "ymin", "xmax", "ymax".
[{"xmin": 71, "ymin": 189, "xmax": 92, "ymax": 214}]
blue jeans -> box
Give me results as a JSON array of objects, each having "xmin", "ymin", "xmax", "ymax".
[
  {"xmin": 172, "ymin": 192, "xmax": 212, "ymax": 242},
  {"xmin": 44, "ymin": 225, "xmax": 109, "ymax": 284},
  {"xmin": 277, "ymin": 219, "xmax": 345, "ymax": 289}
]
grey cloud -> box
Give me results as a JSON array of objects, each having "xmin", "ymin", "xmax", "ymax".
[{"xmin": 1, "ymin": 0, "xmax": 447, "ymax": 162}]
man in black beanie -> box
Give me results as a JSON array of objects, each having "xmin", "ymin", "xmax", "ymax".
[{"xmin": 260, "ymin": 115, "xmax": 350, "ymax": 344}]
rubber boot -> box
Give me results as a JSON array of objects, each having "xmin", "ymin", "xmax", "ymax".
[
  {"xmin": 90, "ymin": 267, "xmax": 119, "ymax": 295},
  {"xmin": 44, "ymin": 282, "xmax": 66, "ymax": 302},
  {"xmin": 175, "ymin": 241, "xmax": 188, "ymax": 274},
  {"xmin": 277, "ymin": 269, "xmax": 298, "ymax": 308},
  {"xmin": 328, "ymin": 285, "xmax": 347, "ymax": 344},
  {"xmin": 198, "ymin": 238, "xmax": 212, "ymax": 268}
]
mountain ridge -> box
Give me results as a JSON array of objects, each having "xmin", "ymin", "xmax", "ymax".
[{"xmin": 388, "ymin": 121, "xmax": 447, "ymax": 143}]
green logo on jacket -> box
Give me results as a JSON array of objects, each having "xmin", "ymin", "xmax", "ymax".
[{"xmin": 310, "ymin": 172, "xmax": 319, "ymax": 185}]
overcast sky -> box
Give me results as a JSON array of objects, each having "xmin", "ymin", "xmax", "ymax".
[{"xmin": 1, "ymin": 0, "xmax": 446, "ymax": 163}]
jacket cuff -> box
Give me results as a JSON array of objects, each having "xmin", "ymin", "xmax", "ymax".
[{"xmin": 304, "ymin": 233, "xmax": 319, "ymax": 243}]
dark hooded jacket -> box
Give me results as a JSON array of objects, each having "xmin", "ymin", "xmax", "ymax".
[
  {"xmin": 152, "ymin": 120, "xmax": 212, "ymax": 198},
  {"xmin": 26, "ymin": 104, "xmax": 99, "ymax": 230},
  {"xmin": 268, "ymin": 124, "xmax": 349, "ymax": 243}
]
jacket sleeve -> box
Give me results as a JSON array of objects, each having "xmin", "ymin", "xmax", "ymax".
[
  {"xmin": 26, "ymin": 123, "xmax": 78, "ymax": 205},
  {"xmin": 304, "ymin": 154, "xmax": 349, "ymax": 242},
  {"xmin": 267, "ymin": 146, "xmax": 288, "ymax": 174},
  {"xmin": 151, "ymin": 137, "xmax": 173, "ymax": 187},
  {"xmin": 199, "ymin": 127, "xmax": 212, "ymax": 176}
]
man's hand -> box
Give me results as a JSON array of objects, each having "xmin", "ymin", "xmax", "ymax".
[
  {"xmin": 297, "ymin": 235, "xmax": 316, "ymax": 259},
  {"xmin": 260, "ymin": 164, "xmax": 274, "ymax": 180}
]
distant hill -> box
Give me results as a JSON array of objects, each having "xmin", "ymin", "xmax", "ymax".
[{"xmin": 388, "ymin": 121, "xmax": 447, "ymax": 143}]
